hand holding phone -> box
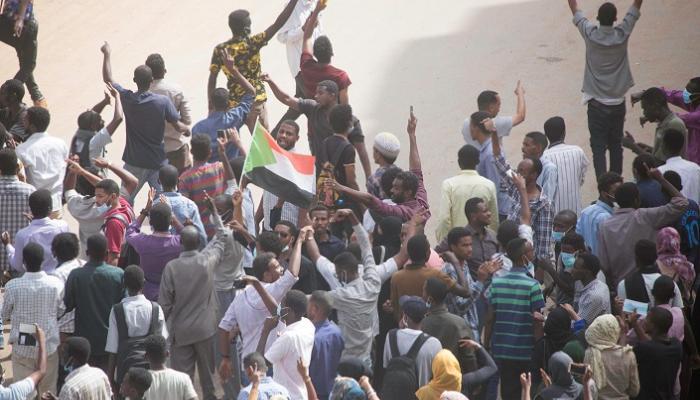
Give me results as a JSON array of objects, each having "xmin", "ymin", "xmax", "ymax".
[{"xmin": 18, "ymin": 323, "xmax": 37, "ymax": 346}]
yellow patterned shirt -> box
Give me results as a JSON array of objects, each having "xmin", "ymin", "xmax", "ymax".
[{"xmin": 210, "ymin": 32, "xmax": 270, "ymax": 106}]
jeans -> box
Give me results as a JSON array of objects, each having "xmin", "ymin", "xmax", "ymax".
[
  {"xmin": 495, "ymin": 359, "xmax": 531, "ymax": 400},
  {"xmin": 270, "ymin": 73, "xmax": 308, "ymax": 138},
  {"xmin": 0, "ymin": 16, "xmax": 42, "ymax": 101},
  {"xmin": 587, "ymin": 99, "xmax": 626, "ymax": 179},
  {"xmin": 122, "ymin": 163, "xmax": 163, "ymax": 205},
  {"xmin": 216, "ymin": 288, "xmax": 241, "ymax": 399}
]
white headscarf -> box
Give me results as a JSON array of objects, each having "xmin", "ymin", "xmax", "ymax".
[{"xmin": 584, "ymin": 314, "xmax": 632, "ymax": 390}]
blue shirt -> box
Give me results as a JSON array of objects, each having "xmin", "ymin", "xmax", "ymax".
[
  {"xmin": 476, "ymin": 138, "xmax": 511, "ymax": 215},
  {"xmin": 576, "ymin": 200, "xmax": 614, "ymax": 256},
  {"xmin": 536, "ymin": 158, "xmax": 558, "ymax": 206},
  {"xmin": 154, "ymin": 192, "xmax": 206, "ymax": 247},
  {"xmin": 636, "ymin": 179, "xmax": 667, "ymax": 208},
  {"xmin": 318, "ymin": 234, "xmax": 346, "ymax": 262},
  {"xmin": 310, "ymin": 320, "xmax": 345, "ymax": 399},
  {"xmin": 237, "ymin": 376, "xmax": 289, "ymax": 400},
  {"xmin": 192, "ymin": 93, "xmax": 254, "ymax": 163},
  {"xmin": 113, "ymin": 84, "xmax": 180, "ymax": 169}
]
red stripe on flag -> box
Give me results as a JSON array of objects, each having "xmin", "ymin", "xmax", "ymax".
[{"xmin": 264, "ymin": 131, "xmax": 315, "ymax": 175}]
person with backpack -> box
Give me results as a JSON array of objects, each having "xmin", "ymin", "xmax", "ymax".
[
  {"xmin": 105, "ymin": 265, "xmax": 167, "ymax": 395},
  {"xmin": 382, "ymin": 295, "xmax": 442, "ymax": 398},
  {"xmin": 317, "ymin": 104, "xmax": 359, "ymax": 211},
  {"xmin": 69, "ymin": 85, "xmax": 123, "ymax": 176}
]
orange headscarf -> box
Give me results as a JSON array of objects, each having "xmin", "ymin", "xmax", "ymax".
[{"xmin": 416, "ymin": 349, "xmax": 462, "ymax": 400}]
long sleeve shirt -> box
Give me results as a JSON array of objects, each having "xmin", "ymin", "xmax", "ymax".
[
  {"xmin": 537, "ymin": 159, "xmax": 558, "ymax": 207},
  {"xmin": 494, "ymin": 154, "xmax": 554, "ymax": 260},
  {"xmin": 542, "ymin": 143, "xmax": 589, "ymax": 214},
  {"xmin": 664, "ymin": 88, "xmax": 700, "ymax": 165},
  {"xmin": 6, "ymin": 217, "xmax": 69, "ymax": 273},
  {"xmin": 276, "ymin": 0, "xmax": 322, "ymax": 76},
  {"xmin": 150, "ymin": 79, "xmax": 192, "ymax": 153},
  {"xmin": 369, "ymin": 168, "xmax": 430, "ymax": 222}
]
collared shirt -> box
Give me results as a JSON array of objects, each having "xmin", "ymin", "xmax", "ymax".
[
  {"xmin": 159, "ymin": 232, "xmax": 227, "ymax": 346},
  {"xmin": 542, "ymin": 143, "xmax": 589, "ymax": 214},
  {"xmin": 488, "ymin": 266, "xmax": 545, "ymax": 361},
  {"xmin": 475, "ymin": 138, "xmax": 511, "ymax": 216},
  {"xmin": 191, "ymin": 93, "xmax": 254, "ymax": 163},
  {"xmin": 154, "ymin": 191, "xmax": 207, "ymax": 246},
  {"xmin": 462, "ymin": 115, "xmax": 514, "ymax": 147},
  {"xmin": 219, "ymin": 269, "xmax": 298, "ymax": 357},
  {"xmin": 597, "ymin": 197, "xmax": 688, "ymax": 287},
  {"xmin": 653, "ymin": 113, "xmax": 688, "ymax": 162},
  {"xmin": 150, "ymin": 79, "xmax": 192, "ymax": 153},
  {"xmin": 15, "ymin": 132, "xmax": 69, "ymax": 211},
  {"xmin": 0, "ymin": 377, "xmax": 34, "ymax": 400},
  {"xmin": 113, "ymin": 83, "xmax": 180, "ymax": 170},
  {"xmin": 276, "ymin": 0, "xmax": 322, "ymax": 76},
  {"xmin": 51, "ymin": 258, "xmax": 84, "ymax": 333},
  {"xmin": 210, "ymin": 33, "xmax": 270, "ymax": 106},
  {"xmin": 658, "ymin": 156, "xmax": 700, "ymax": 203},
  {"xmin": 435, "ymin": 170, "xmax": 499, "ymax": 242},
  {"xmin": 105, "ymin": 294, "xmax": 168, "ymax": 353},
  {"xmin": 573, "ymin": 6, "xmax": 640, "ymax": 101},
  {"xmin": 495, "ymin": 154, "xmax": 554, "ymax": 260},
  {"xmin": 574, "ymin": 279, "xmax": 611, "ymax": 324},
  {"xmin": 664, "ymin": 88, "xmax": 700, "ymax": 165},
  {"xmin": 1, "ymin": 271, "xmax": 63, "ymax": 358},
  {"xmin": 0, "ymin": 175, "xmax": 34, "ymax": 270},
  {"xmin": 237, "ymin": 377, "xmax": 290, "ymax": 400},
  {"xmin": 369, "ymin": 168, "xmax": 431, "ymax": 222},
  {"xmin": 309, "ymin": 319, "xmax": 344, "ymax": 399},
  {"xmin": 441, "ymin": 261, "xmax": 485, "ymax": 342},
  {"xmin": 126, "ymin": 222, "xmax": 182, "ymax": 301},
  {"xmin": 577, "ymin": 200, "xmax": 614, "ymax": 256},
  {"xmin": 6, "ymin": 217, "xmax": 69, "ymax": 273},
  {"xmin": 64, "ymin": 190, "xmax": 104, "ymax": 260},
  {"xmin": 265, "ymin": 317, "xmax": 316, "ymax": 400},
  {"xmin": 366, "ymin": 164, "xmax": 399, "ymax": 199},
  {"xmin": 59, "ymin": 364, "xmax": 112, "ymax": 400},
  {"xmin": 64, "ymin": 261, "xmax": 124, "ymax": 356},
  {"xmin": 537, "ymin": 158, "xmax": 558, "ymax": 205},
  {"xmin": 178, "ymin": 162, "xmax": 226, "ymax": 238}
]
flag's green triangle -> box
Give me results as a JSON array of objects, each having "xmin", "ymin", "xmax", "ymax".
[{"xmin": 243, "ymin": 121, "xmax": 276, "ymax": 174}]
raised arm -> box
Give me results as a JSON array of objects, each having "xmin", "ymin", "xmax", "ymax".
[
  {"xmin": 512, "ymin": 81, "xmax": 526, "ymax": 127},
  {"xmin": 633, "ymin": 0, "xmax": 643, "ymax": 10},
  {"xmin": 65, "ymin": 158, "xmax": 101, "ymax": 188},
  {"xmin": 243, "ymin": 275, "xmax": 279, "ymax": 316},
  {"xmin": 93, "ymin": 158, "xmax": 139, "ymax": 196},
  {"xmin": 407, "ymin": 108, "xmax": 421, "ymax": 171},
  {"xmin": 648, "ymin": 163, "xmax": 683, "ymax": 199},
  {"xmin": 105, "ymin": 83, "xmax": 123, "ymax": 135},
  {"xmin": 207, "ymin": 69, "xmax": 218, "ymax": 112},
  {"xmin": 217, "ymin": 136, "xmax": 235, "ymax": 182},
  {"xmin": 100, "ymin": 42, "xmax": 114, "ymax": 84},
  {"xmin": 220, "ymin": 49, "xmax": 255, "ymax": 96},
  {"xmin": 27, "ymin": 326, "xmax": 47, "ymax": 387},
  {"xmin": 261, "ymin": 74, "xmax": 300, "ymax": 110},
  {"xmin": 288, "ymin": 226, "xmax": 313, "ymax": 277},
  {"xmin": 91, "ymin": 90, "xmax": 111, "ymax": 115},
  {"xmin": 567, "ymin": 0, "xmax": 579, "ymax": 15},
  {"xmin": 264, "ymin": 0, "xmax": 301, "ymax": 39},
  {"xmin": 302, "ymin": 0, "xmax": 326, "ymax": 54},
  {"xmin": 512, "ymin": 173, "xmax": 531, "ymax": 225},
  {"xmin": 330, "ymin": 179, "xmax": 375, "ymax": 206}
]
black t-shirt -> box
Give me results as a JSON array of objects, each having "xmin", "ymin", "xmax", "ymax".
[
  {"xmin": 290, "ymin": 255, "xmax": 317, "ymax": 295},
  {"xmin": 298, "ymin": 99, "xmax": 364, "ymax": 156},
  {"xmin": 320, "ymin": 135, "xmax": 356, "ymax": 185},
  {"xmin": 633, "ymin": 337, "xmax": 682, "ymax": 400}
]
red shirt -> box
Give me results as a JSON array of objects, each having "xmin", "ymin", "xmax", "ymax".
[
  {"xmin": 300, "ymin": 51, "xmax": 351, "ymax": 98},
  {"xmin": 103, "ymin": 196, "xmax": 134, "ymax": 254}
]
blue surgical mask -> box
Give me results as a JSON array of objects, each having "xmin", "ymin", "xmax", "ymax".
[
  {"xmin": 95, "ymin": 203, "xmax": 110, "ymax": 215},
  {"xmin": 682, "ymin": 89, "xmax": 694, "ymax": 105},
  {"xmin": 526, "ymin": 261, "xmax": 535, "ymax": 277},
  {"xmin": 561, "ymin": 252, "xmax": 576, "ymax": 270},
  {"xmin": 551, "ymin": 230, "xmax": 565, "ymax": 242}
]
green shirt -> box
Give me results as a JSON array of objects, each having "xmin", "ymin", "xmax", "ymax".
[
  {"xmin": 64, "ymin": 261, "xmax": 124, "ymax": 356},
  {"xmin": 653, "ymin": 112, "xmax": 688, "ymax": 162}
]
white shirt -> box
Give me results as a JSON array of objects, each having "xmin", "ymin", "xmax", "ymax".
[
  {"xmin": 144, "ymin": 368, "xmax": 197, "ymax": 400},
  {"xmin": 382, "ymin": 328, "xmax": 443, "ymax": 387},
  {"xmin": 542, "ymin": 143, "xmax": 590, "ymax": 214},
  {"xmin": 51, "ymin": 258, "xmax": 85, "ymax": 333},
  {"xmin": 0, "ymin": 377, "xmax": 35, "ymax": 400},
  {"xmin": 72, "ymin": 128, "xmax": 112, "ymax": 170},
  {"xmin": 276, "ymin": 0, "xmax": 323, "ymax": 76},
  {"xmin": 6, "ymin": 217, "xmax": 69, "ymax": 273},
  {"xmin": 65, "ymin": 189, "xmax": 104, "ymax": 260},
  {"xmin": 658, "ymin": 156, "xmax": 700, "ymax": 203},
  {"xmin": 150, "ymin": 79, "xmax": 191, "ymax": 152},
  {"xmin": 15, "ymin": 132, "xmax": 69, "ymax": 211},
  {"xmin": 1, "ymin": 271, "xmax": 64, "ymax": 358},
  {"xmin": 105, "ymin": 294, "xmax": 168, "ymax": 353},
  {"xmin": 461, "ymin": 115, "xmax": 514, "ymax": 147},
  {"xmin": 219, "ymin": 269, "xmax": 298, "ymax": 357},
  {"xmin": 59, "ymin": 364, "xmax": 112, "ymax": 400},
  {"xmin": 265, "ymin": 317, "xmax": 315, "ymax": 400},
  {"xmin": 616, "ymin": 273, "xmax": 683, "ymax": 308}
]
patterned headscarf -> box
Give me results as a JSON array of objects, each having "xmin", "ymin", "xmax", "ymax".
[
  {"xmin": 656, "ymin": 227, "xmax": 696, "ymax": 284},
  {"xmin": 584, "ymin": 314, "xmax": 632, "ymax": 390}
]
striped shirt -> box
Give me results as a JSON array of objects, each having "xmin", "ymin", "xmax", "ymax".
[
  {"xmin": 60, "ymin": 364, "xmax": 112, "ymax": 400},
  {"xmin": 542, "ymin": 143, "xmax": 589, "ymax": 214},
  {"xmin": 488, "ymin": 266, "xmax": 545, "ymax": 361},
  {"xmin": 178, "ymin": 162, "xmax": 226, "ymax": 238}
]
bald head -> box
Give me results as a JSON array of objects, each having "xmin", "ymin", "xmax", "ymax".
[
  {"xmin": 181, "ymin": 226, "xmax": 201, "ymax": 251},
  {"xmin": 134, "ymin": 65, "xmax": 153, "ymax": 89}
]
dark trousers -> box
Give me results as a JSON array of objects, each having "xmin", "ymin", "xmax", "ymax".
[
  {"xmin": 496, "ymin": 359, "xmax": 530, "ymax": 400},
  {"xmin": 270, "ymin": 73, "xmax": 308, "ymax": 138},
  {"xmin": 587, "ymin": 99, "xmax": 626, "ymax": 179},
  {"xmin": 0, "ymin": 16, "xmax": 42, "ymax": 101}
]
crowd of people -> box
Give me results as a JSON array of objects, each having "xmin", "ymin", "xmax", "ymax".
[{"xmin": 1, "ymin": 0, "xmax": 700, "ymax": 399}]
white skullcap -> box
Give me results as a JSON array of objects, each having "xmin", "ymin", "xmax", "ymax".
[{"xmin": 373, "ymin": 132, "xmax": 401, "ymax": 159}]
